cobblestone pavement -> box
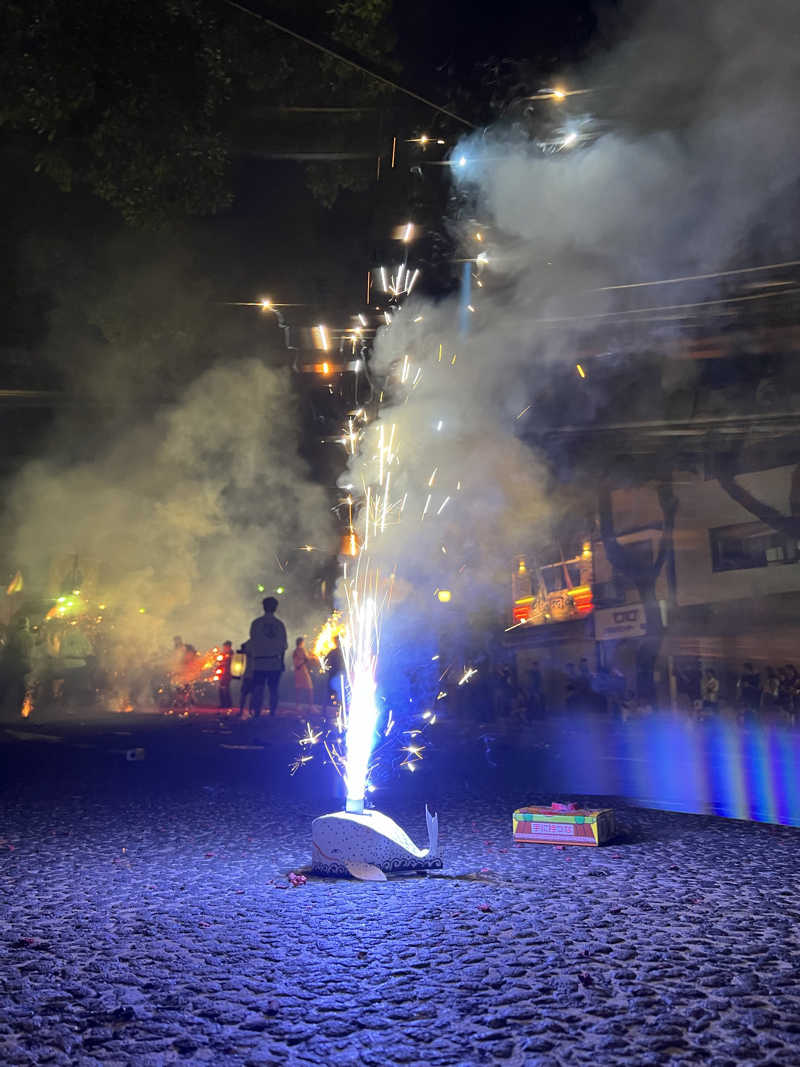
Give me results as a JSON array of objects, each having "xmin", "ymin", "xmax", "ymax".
[{"xmin": 1, "ymin": 719, "xmax": 800, "ymax": 1066}]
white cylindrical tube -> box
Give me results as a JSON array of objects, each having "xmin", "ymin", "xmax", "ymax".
[{"xmin": 346, "ymin": 796, "xmax": 364, "ymax": 815}]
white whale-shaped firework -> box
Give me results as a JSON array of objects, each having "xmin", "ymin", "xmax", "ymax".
[{"xmin": 311, "ymin": 806, "xmax": 442, "ymax": 876}]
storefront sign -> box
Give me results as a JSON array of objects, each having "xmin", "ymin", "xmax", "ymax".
[{"xmin": 594, "ymin": 603, "xmax": 647, "ymax": 640}]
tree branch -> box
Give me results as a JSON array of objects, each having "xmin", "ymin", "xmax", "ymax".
[
  {"xmin": 598, "ymin": 484, "xmax": 632, "ymax": 577},
  {"xmin": 715, "ymin": 458, "xmax": 800, "ymax": 538},
  {"xmin": 653, "ymin": 481, "xmax": 678, "ymax": 575}
]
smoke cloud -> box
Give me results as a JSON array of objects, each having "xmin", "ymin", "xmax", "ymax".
[
  {"xmin": 343, "ymin": 0, "xmax": 800, "ymax": 663},
  {"xmin": 5, "ymin": 356, "xmax": 333, "ymax": 699}
]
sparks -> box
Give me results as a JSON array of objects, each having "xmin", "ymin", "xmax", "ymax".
[
  {"xmin": 299, "ymin": 722, "xmax": 323, "ymax": 747},
  {"xmin": 315, "ymin": 324, "xmax": 330, "ymax": 351}
]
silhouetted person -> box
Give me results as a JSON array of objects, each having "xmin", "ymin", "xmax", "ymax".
[
  {"xmin": 1, "ymin": 616, "xmax": 33, "ymax": 719},
  {"xmin": 762, "ymin": 667, "xmax": 780, "ymax": 710},
  {"xmin": 739, "ymin": 662, "xmax": 761, "ymax": 713},
  {"xmin": 237, "ymin": 639, "xmax": 254, "ymax": 717},
  {"xmin": 293, "ymin": 637, "xmax": 314, "ymax": 709},
  {"xmin": 60, "ymin": 624, "xmax": 93, "ymax": 711},
  {"xmin": 701, "ymin": 668, "xmax": 719, "ymax": 711},
  {"xmin": 171, "ymin": 635, "xmax": 184, "ymax": 674},
  {"xmin": 579, "ymin": 657, "xmax": 592, "ymax": 687},
  {"xmin": 218, "ymin": 640, "xmax": 233, "ymax": 708},
  {"xmin": 779, "ymin": 664, "xmax": 798, "ymax": 713},
  {"xmin": 325, "ymin": 635, "xmax": 345, "ymax": 708},
  {"xmin": 249, "ymin": 597, "xmax": 287, "ymax": 718},
  {"xmin": 527, "ymin": 661, "xmax": 544, "ymax": 719}
]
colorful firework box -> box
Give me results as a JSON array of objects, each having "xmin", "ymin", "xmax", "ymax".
[{"xmin": 513, "ymin": 803, "xmax": 616, "ymax": 846}]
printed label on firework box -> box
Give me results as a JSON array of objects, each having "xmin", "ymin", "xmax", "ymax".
[{"xmin": 512, "ymin": 806, "xmax": 616, "ymax": 846}]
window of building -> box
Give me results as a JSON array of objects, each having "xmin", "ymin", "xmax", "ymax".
[{"xmin": 709, "ymin": 521, "xmax": 797, "ymax": 572}]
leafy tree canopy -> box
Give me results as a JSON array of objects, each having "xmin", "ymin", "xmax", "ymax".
[{"xmin": 0, "ymin": 0, "xmax": 397, "ymax": 226}]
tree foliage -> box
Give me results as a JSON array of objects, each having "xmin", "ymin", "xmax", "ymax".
[{"xmin": 0, "ymin": 0, "xmax": 398, "ymax": 227}]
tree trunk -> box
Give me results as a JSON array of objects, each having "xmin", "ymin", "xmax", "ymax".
[
  {"xmin": 598, "ymin": 481, "xmax": 676, "ymax": 703},
  {"xmin": 716, "ymin": 460, "xmax": 800, "ymax": 538},
  {"xmin": 634, "ymin": 579, "xmax": 664, "ymax": 704}
]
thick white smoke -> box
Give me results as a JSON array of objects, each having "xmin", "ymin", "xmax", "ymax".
[
  {"xmin": 6, "ymin": 359, "xmax": 334, "ymax": 691},
  {"xmin": 342, "ymin": 0, "xmax": 800, "ymax": 659}
]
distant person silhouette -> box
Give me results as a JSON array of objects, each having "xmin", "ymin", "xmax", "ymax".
[
  {"xmin": 325, "ymin": 634, "xmax": 345, "ymax": 708},
  {"xmin": 293, "ymin": 637, "xmax": 314, "ymax": 709},
  {"xmin": 248, "ymin": 597, "xmax": 287, "ymax": 718},
  {"xmin": 237, "ymin": 639, "xmax": 254, "ymax": 717},
  {"xmin": 739, "ymin": 662, "xmax": 761, "ymax": 713},
  {"xmin": 218, "ymin": 640, "xmax": 233, "ymax": 709}
]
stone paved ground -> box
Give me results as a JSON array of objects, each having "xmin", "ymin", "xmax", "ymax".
[{"xmin": 1, "ymin": 717, "xmax": 800, "ymax": 1066}]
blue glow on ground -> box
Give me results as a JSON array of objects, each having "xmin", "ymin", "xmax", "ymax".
[{"xmin": 539, "ymin": 711, "xmax": 800, "ymax": 827}]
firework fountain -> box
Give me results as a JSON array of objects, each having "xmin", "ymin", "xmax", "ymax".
[
  {"xmin": 308, "ymin": 217, "xmax": 458, "ymax": 876},
  {"xmin": 310, "ymin": 422, "xmax": 444, "ymax": 875}
]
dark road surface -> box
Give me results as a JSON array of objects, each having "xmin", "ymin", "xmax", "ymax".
[{"xmin": 1, "ymin": 710, "xmax": 799, "ymax": 1065}]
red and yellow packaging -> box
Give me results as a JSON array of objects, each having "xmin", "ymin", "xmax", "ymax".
[{"xmin": 513, "ymin": 805, "xmax": 615, "ymax": 846}]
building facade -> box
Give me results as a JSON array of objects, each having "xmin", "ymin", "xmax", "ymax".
[{"xmin": 508, "ymin": 464, "xmax": 800, "ymax": 706}]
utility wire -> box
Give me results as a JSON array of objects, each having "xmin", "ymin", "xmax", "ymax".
[
  {"xmin": 539, "ymin": 286, "xmax": 800, "ymax": 325},
  {"xmin": 594, "ymin": 258, "xmax": 800, "ymax": 292},
  {"xmin": 222, "ymin": 0, "xmax": 475, "ymax": 129}
]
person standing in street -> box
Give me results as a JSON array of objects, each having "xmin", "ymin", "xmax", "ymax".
[
  {"xmin": 0, "ymin": 616, "xmax": 34, "ymax": 720},
  {"xmin": 59, "ymin": 623, "xmax": 93, "ymax": 711},
  {"xmin": 527, "ymin": 660, "xmax": 545, "ymax": 721},
  {"xmin": 325, "ymin": 634, "xmax": 345, "ymax": 709},
  {"xmin": 248, "ymin": 597, "xmax": 287, "ymax": 718},
  {"xmin": 701, "ymin": 667, "xmax": 720, "ymax": 712},
  {"xmin": 293, "ymin": 636, "xmax": 315, "ymax": 709},
  {"xmin": 738, "ymin": 662, "xmax": 762, "ymax": 714},
  {"xmin": 237, "ymin": 639, "xmax": 254, "ymax": 718},
  {"xmin": 218, "ymin": 640, "xmax": 233, "ymax": 709}
]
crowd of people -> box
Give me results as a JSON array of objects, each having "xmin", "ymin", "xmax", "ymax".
[
  {"xmin": 449, "ymin": 656, "xmax": 800, "ymax": 725},
  {"xmin": 0, "ymin": 595, "xmax": 347, "ymax": 721},
  {"xmin": 5, "ymin": 595, "xmax": 800, "ymax": 726},
  {"xmin": 736, "ymin": 662, "xmax": 800, "ymax": 714},
  {"xmin": 0, "ymin": 616, "xmax": 96, "ymax": 719},
  {"xmin": 175, "ymin": 597, "xmax": 344, "ymax": 720}
]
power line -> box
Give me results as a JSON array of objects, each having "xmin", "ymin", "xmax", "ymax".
[
  {"xmin": 538, "ymin": 286, "xmax": 800, "ymax": 326},
  {"xmin": 221, "ymin": 0, "xmax": 475, "ymax": 130},
  {"xmin": 594, "ymin": 258, "xmax": 800, "ymax": 292}
]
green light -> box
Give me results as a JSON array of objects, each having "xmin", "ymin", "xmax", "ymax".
[
  {"xmin": 138, "ymin": 607, "xmax": 146, "ymax": 614},
  {"xmin": 57, "ymin": 596, "xmax": 66, "ymax": 604},
  {"xmin": 276, "ymin": 586, "xmax": 285, "ymax": 595},
  {"xmin": 257, "ymin": 584, "xmax": 265, "ymax": 593}
]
